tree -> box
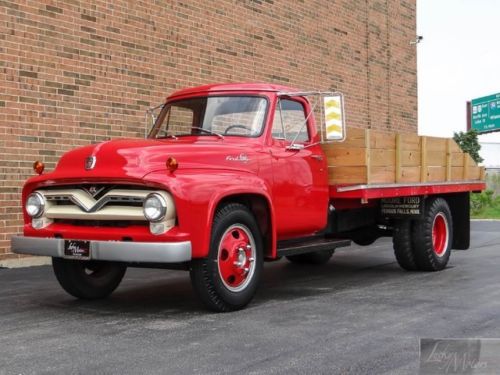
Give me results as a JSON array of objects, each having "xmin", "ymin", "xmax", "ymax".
[{"xmin": 453, "ymin": 129, "xmax": 484, "ymax": 164}]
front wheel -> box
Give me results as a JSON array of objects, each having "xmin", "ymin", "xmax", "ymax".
[
  {"xmin": 190, "ymin": 203, "xmax": 263, "ymax": 312},
  {"xmin": 52, "ymin": 258, "xmax": 126, "ymax": 299}
]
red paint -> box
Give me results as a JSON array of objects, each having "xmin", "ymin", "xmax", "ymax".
[
  {"xmin": 329, "ymin": 182, "xmax": 486, "ymax": 201},
  {"xmin": 19, "ymin": 83, "xmax": 485, "ymax": 261},
  {"xmin": 432, "ymin": 213, "xmax": 448, "ymax": 256},
  {"xmin": 217, "ymin": 225, "xmax": 256, "ymax": 291}
]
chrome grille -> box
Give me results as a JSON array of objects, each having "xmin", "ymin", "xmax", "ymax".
[{"xmin": 37, "ymin": 187, "xmax": 154, "ymax": 221}]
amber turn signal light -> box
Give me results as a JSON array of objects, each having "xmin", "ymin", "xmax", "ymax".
[
  {"xmin": 33, "ymin": 160, "xmax": 45, "ymax": 175},
  {"xmin": 166, "ymin": 157, "xmax": 178, "ymax": 172}
]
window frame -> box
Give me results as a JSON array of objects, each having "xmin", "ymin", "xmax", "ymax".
[
  {"xmin": 272, "ymin": 97, "xmax": 311, "ymax": 144},
  {"xmin": 150, "ymin": 94, "xmax": 270, "ymax": 139}
]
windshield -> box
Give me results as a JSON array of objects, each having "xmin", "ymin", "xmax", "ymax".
[{"xmin": 149, "ymin": 96, "xmax": 268, "ymax": 139}]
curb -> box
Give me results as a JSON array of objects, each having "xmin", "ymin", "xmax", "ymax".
[{"xmin": 0, "ymin": 256, "xmax": 52, "ymax": 269}]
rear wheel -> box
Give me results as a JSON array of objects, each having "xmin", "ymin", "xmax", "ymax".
[
  {"xmin": 52, "ymin": 258, "xmax": 126, "ymax": 299},
  {"xmin": 286, "ymin": 249, "xmax": 334, "ymax": 265},
  {"xmin": 393, "ymin": 220, "xmax": 418, "ymax": 271},
  {"xmin": 411, "ymin": 197, "xmax": 453, "ymax": 271},
  {"xmin": 190, "ymin": 203, "xmax": 263, "ymax": 312}
]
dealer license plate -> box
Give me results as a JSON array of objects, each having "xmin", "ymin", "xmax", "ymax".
[{"xmin": 64, "ymin": 240, "xmax": 91, "ymax": 259}]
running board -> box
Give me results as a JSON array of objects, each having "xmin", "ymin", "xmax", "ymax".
[{"xmin": 277, "ymin": 237, "xmax": 351, "ymax": 258}]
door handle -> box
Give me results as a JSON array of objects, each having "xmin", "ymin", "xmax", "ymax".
[{"xmin": 310, "ymin": 154, "xmax": 324, "ymax": 161}]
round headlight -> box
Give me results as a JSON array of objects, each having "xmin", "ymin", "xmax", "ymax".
[
  {"xmin": 143, "ymin": 193, "xmax": 167, "ymax": 222},
  {"xmin": 26, "ymin": 192, "xmax": 45, "ymax": 218}
]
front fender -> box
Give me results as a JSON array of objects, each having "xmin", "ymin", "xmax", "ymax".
[{"xmin": 144, "ymin": 169, "xmax": 276, "ymax": 258}]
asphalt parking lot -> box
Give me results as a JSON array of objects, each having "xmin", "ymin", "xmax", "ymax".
[{"xmin": 1, "ymin": 220, "xmax": 500, "ymax": 375}]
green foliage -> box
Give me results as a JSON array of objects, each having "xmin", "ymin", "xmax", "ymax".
[
  {"xmin": 471, "ymin": 190, "xmax": 500, "ymax": 218},
  {"xmin": 471, "ymin": 190, "xmax": 493, "ymax": 215},
  {"xmin": 453, "ymin": 129, "xmax": 484, "ymax": 163}
]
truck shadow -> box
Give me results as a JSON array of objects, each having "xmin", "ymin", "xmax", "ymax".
[{"xmin": 47, "ymin": 254, "xmax": 408, "ymax": 316}]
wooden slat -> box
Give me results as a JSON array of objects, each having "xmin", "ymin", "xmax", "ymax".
[
  {"xmin": 451, "ymin": 166, "xmax": 464, "ymax": 181},
  {"xmin": 370, "ymin": 149, "xmax": 396, "ymax": 167},
  {"xmin": 400, "ymin": 150, "xmax": 421, "ymax": 167},
  {"xmin": 448, "ymin": 140, "xmax": 462, "ymax": 153},
  {"xmin": 371, "ymin": 166, "xmax": 396, "ymax": 183},
  {"xmin": 395, "ymin": 134, "xmax": 401, "ymax": 183},
  {"xmin": 327, "ymin": 166, "xmax": 367, "ymax": 185},
  {"xmin": 451, "ymin": 152, "xmax": 464, "ymax": 167},
  {"xmin": 340, "ymin": 127, "xmax": 367, "ymax": 148},
  {"xmin": 446, "ymin": 139, "xmax": 452, "ymax": 181},
  {"xmin": 468, "ymin": 166, "xmax": 481, "ymax": 180},
  {"xmin": 370, "ymin": 131, "xmax": 396, "ymax": 150},
  {"xmin": 427, "ymin": 150, "xmax": 447, "ymax": 166},
  {"xmin": 420, "ymin": 136, "xmax": 428, "ymax": 182},
  {"xmin": 399, "ymin": 133, "xmax": 421, "ymax": 151},
  {"xmin": 426, "ymin": 136, "xmax": 447, "ymax": 151},
  {"xmin": 323, "ymin": 147, "xmax": 366, "ymax": 166},
  {"xmin": 399, "ymin": 166, "xmax": 421, "ymax": 182},
  {"xmin": 466, "ymin": 153, "xmax": 476, "ymax": 166},
  {"xmin": 426, "ymin": 166, "xmax": 446, "ymax": 182},
  {"xmin": 463, "ymin": 153, "xmax": 469, "ymax": 180}
]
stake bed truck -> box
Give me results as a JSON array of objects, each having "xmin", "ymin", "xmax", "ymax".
[{"xmin": 12, "ymin": 83, "xmax": 485, "ymax": 311}]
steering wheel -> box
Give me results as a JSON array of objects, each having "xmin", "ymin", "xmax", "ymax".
[{"xmin": 224, "ymin": 124, "xmax": 252, "ymax": 135}]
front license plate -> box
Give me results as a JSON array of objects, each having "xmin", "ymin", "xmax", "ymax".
[{"xmin": 64, "ymin": 240, "xmax": 91, "ymax": 259}]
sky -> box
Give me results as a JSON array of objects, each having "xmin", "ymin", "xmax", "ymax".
[{"xmin": 417, "ymin": 0, "xmax": 500, "ymax": 151}]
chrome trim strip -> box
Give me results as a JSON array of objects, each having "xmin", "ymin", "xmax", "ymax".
[
  {"xmin": 45, "ymin": 206, "xmax": 146, "ymax": 221},
  {"xmin": 336, "ymin": 180, "xmax": 485, "ymax": 193},
  {"xmin": 11, "ymin": 236, "xmax": 192, "ymax": 263}
]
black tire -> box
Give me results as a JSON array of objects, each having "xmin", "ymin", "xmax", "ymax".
[
  {"xmin": 393, "ymin": 220, "xmax": 418, "ymax": 271},
  {"xmin": 411, "ymin": 197, "xmax": 453, "ymax": 271},
  {"xmin": 190, "ymin": 203, "xmax": 263, "ymax": 312},
  {"xmin": 286, "ymin": 249, "xmax": 334, "ymax": 265},
  {"xmin": 52, "ymin": 258, "xmax": 126, "ymax": 299}
]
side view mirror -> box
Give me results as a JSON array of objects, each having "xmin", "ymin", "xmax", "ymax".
[{"xmin": 322, "ymin": 94, "xmax": 346, "ymax": 142}]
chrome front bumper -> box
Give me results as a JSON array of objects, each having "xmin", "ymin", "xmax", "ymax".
[{"xmin": 11, "ymin": 236, "xmax": 192, "ymax": 263}]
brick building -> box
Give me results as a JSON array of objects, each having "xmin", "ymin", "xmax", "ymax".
[{"xmin": 0, "ymin": 0, "xmax": 417, "ymax": 262}]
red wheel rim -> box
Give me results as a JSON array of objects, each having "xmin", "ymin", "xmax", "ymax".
[
  {"xmin": 217, "ymin": 224, "xmax": 256, "ymax": 292},
  {"xmin": 432, "ymin": 212, "xmax": 448, "ymax": 256}
]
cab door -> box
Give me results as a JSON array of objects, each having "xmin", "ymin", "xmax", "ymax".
[{"xmin": 269, "ymin": 98, "xmax": 329, "ymax": 239}]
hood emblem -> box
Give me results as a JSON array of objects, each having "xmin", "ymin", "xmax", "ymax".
[
  {"xmin": 83, "ymin": 185, "xmax": 105, "ymax": 198},
  {"xmin": 226, "ymin": 153, "xmax": 250, "ymax": 163},
  {"xmin": 85, "ymin": 156, "xmax": 96, "ymax": 170}
]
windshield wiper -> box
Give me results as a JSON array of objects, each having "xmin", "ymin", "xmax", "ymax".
[
  {"xmin": 191, "ymin": 126, "xmax": 224, "ymax": 139},
  {"xmin": 156, "ymin": 128, "xmax": 178, "ymax": 140}
]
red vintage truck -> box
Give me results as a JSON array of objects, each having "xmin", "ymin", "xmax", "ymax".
[{"xmin": 12, "ymin": 83, "xmax": 485, "ymax": 311}]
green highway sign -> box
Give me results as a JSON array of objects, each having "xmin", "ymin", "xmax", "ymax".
[{"xmin": 471, "ymin": 93, "xmax": 500, "ymax": 133}]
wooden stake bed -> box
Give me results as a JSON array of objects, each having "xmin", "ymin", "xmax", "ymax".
[{"xmin": 321, "ymin": 128, "xmax": 486, "ymax": 186}]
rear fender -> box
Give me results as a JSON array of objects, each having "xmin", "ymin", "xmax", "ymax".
[{"xmin": 443, "ymin": 192, "xmax": 470, "ymax": 250}]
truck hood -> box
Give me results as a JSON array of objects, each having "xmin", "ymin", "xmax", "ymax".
[{"xmin": 51, "ymin": 138, "xmax": 261, "ymax": 180}]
